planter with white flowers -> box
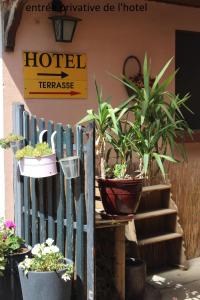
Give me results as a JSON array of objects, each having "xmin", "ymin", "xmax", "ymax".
[{"xmin": 18, "ymin": 239, "xmax": 73, "ymax": 300}]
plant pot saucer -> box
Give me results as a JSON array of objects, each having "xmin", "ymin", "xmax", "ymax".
[{"xmin": 100, "ymin": 211, "xmax": 134, "ymax": 221}]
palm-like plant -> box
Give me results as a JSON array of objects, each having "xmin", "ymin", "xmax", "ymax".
[
  {"xmin": 119, "ymin": 55, "xmax": 193, "ymax": 179},
  {"xmin": 79, "ymin": 80, "xmax": 134, "ymax": 178}
]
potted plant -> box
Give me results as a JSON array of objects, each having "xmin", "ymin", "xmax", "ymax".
[
  {"xmin": 79, "ymin": 81, "xmax": 143, "ymax": 216},
  {"xmin": 18, "ymin": 238, "xmax": 73, "ymax": 300},
  {"xmin": 15, "ymin": 142, "xmax": 57, "ymax": 178},
  {"xmin": 0, "ymin": 133, "xmax": 24, "ymax": 153},
  {"xmin": 97, "ymin": 109, "xmax": 144, "ymax": 215},
  {"xmin": 0, "ymin": 219, "xmax": 31, "ymax": 300},
  {"xmin": 117, "ymin": 55, "xmax": 193, "ymax": 184}
]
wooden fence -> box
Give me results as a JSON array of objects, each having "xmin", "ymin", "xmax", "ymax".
[{"xmin": 12, "ymin": 102, "xmax": 95, "ymax": 300}]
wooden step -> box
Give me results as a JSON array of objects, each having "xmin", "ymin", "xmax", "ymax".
[
  {"xmin": 142, "ymin": 184, "xmax": 171, "ymax": 193},
  {"xmin": 138, "ymin": 233, "xmax": 182, "ymax": 246},
  {"xmin": 134, "ymin": 209, "xmax": 177, "ymax": 220}
]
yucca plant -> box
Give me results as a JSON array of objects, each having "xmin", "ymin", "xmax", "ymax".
[
  {"xmin": 79, "ymin": 80, "xmax": 134, "ymax": 178},
  {"xmin": 117, "ymin": 55, "xmax": 193, "ymax": 180},
  {"xmin": 105, "ymin": 112, "xmax": 140, "ymax": 178}
]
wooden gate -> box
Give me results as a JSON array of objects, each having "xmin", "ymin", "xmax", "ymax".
[{"xmin": 12, "ymin": 102, "xmax": 95, "ymax": 300}]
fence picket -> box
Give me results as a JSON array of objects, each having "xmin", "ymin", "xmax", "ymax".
[
  {"xmin": 38, "ymin": 118, "xmax": 46, "ymax": 243},
  {"xmin": 31, "ymin": 116, "xmax": 38, "ymax": 245},
  {"xmin": 56, "ymin": 123, "xmax": 64, "ymax": 253},
  {"xmin": 76, "ymin": 125, "xmax": 85, "ymax": 300},
  {"xmin": 65, "ymin": 125, "xmax": 74, "ymax": 260},
  {"xmin": 13, "ymin": 103, "xmax": 24, "ymax": 237},
  {"xmin": 23, "ymin": 111, "xmax": 30, "ymax": 244},
  {"xmin": 86, "ymin": 123, "xmax": 95, "ymax": 300},
  {"xmin": 47, "ymin": 121, "xmax": 55, "ymax": 240}
]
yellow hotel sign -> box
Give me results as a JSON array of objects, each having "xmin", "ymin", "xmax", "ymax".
[{"xmin": 23, "ymin": 51, "xmax": 87, "ymax": 99}]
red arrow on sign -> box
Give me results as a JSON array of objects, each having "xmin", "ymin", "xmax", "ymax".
[{"xmin": 29, "ymin": 91, "xmax": 81, "ymax": 96}]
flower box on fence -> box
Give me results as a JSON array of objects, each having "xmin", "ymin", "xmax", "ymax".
[
  {"xmin": 18, "ymin": 153, "xmax": 57, "ymax": 178},
  {"xmin": 16, "ymin": 130, "xmax": 57, "ymax": 178}
]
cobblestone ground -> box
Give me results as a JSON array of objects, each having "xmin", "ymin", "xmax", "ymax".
[{"xmin": 147, "ymin": 258, "xmax": 200, "ymax": 300}]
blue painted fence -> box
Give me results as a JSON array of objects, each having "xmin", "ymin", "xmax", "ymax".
[{"xmin": 12, "ymin": 102, "xmax": 95, "ymax": 300}]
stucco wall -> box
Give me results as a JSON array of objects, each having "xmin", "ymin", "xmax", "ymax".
[{"xmin": 3, "ymin": 0, "xmax": 200, "ymax": 258}]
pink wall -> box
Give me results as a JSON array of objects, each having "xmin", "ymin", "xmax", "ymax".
[{"xmin": 3, "ymin": 0, "xmax": 200, "ymax": 218}]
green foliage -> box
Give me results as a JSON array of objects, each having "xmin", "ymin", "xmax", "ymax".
[
  {"xmin": 79, "ymin": 80, "xmax": 134, "ymax": 178},
  {"xmin": 0, "ymin": 134, "xmax": 23, "ymax": 149},
  {"xmin": 15, "ymin": 142, "xmax": 53, "ymax": 160},
  {"xmin": 113, "ymin": 163, "xmax": 128, "ymax": 179},
  {"xmin": 19, "ymin": 239, "xmax": 73, "ymax": 282},
  {"xmin": 117, "ymin": 55, "xmax": 193, "ymax": 178},
  {"xmin": 0, "ymin": 218, "xmax": 24, "ymax": 276},
  {"xmin": 79, "ymin": 56, "xmax": 193, "ymax": 180}
]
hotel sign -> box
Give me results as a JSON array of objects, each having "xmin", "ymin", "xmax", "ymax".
[{"xmin": 23, "ymin": 51, "xmax": 87, "ymax": 99}]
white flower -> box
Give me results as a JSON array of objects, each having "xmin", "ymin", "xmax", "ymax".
[
  {"xmin": 19, "ymin": 257, "xmax": 33, "ymax": 271},
  {"xmin": 31, "ymin": 244, "xmax": 42, "ymax": 256},
  {"xmin": 43, "ymin": 247, "xmax": 51, "ymax": 255},
  {"xmin": 62, "ymin": 273, "xmax": 71, "ymax": 282},
  {"xmin": 46, "ymin": 238, "xmax": 54, "ymax": 246},
  {"xmin": 49, "ymin": 245, "xmax": 59, "ymax": 253}
]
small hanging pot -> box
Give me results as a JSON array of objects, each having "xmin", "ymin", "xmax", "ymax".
[{"xmin": 59, "ymin": 156, "xmax": 80, "ymax": 179}]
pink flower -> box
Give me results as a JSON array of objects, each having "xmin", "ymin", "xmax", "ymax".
[{"xmin": 4, "ymin": 220, "xmax": 16, "ymax": 229}]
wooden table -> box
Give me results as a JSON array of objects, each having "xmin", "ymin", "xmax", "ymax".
[{"xmin": 95, "ymin": 217, "xmax": 129, "ymax": 300}]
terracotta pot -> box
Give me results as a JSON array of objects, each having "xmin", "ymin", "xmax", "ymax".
[{"xmin": 97, "ymin": 178, "xmax": 143, "ymax": 215}]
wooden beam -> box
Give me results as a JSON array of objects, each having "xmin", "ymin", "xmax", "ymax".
[
  {"xmin": 3, "ymin": 0, "xmax": 27, "ymax": 52},
  {"xmin": 147, "ymin": 0, "xmax": 200, "ymax": 8}
]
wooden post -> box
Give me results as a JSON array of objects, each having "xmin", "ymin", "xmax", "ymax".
[
  {"xmin": 86, "ymin": 123, "xmax": 95, "ymax": 300},
  {"xmin": 3, "ymin": 0, "xmax": 28, "ymax": 51},
  {"xmin": 12, "ymin": 102, "xmax": 24, "ymax": 237},
  {"xmin": 114, "ymin": 226, "xmax": 125, "ymax": 300}
]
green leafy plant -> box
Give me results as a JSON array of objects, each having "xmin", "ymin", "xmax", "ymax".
[
  {"xmin": 105, "ymin": 111, "xmax": 140, "ymax": 179},
  {"xmin": 115, "ymin": 55, "xmax": 193, "ymax": 180},
  {"xmin": 15, "ymin": 142, "xmax": 53, "ymax": 160},
  {"xmin": 80, "ymin": 56, "xmax": 192, "ymax": 181},
  {"xmin": 79, "ymin": 80, "xmax": 134, "ymax": 178},
  {"xmin": 19, "ymin": 239, "xmax": 73, "ymax": 282},
  {"xmin": 0, "ymin": 219, "xmax": 25, "ymax": 276},
  {"xmin": 0, "ymin": 134, "xmax": 23, "ymax": 149}
]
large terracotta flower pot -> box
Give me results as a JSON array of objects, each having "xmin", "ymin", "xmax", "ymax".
[{"xmin": 97, "ymin": 178, "xmax": 143, "ymax": 215}]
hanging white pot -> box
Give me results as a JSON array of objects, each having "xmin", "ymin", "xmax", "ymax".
[
  {"xmin": 59, "ymin": 156, "xmax": 80, "ymax": 179},
  {"xmin": 18, "ymin": 131, "xmax": 57, "ymax": 178}
]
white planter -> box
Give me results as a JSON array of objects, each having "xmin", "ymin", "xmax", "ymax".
[{"xmin": 18, "ymin": 154, "xmax": 57, "ymax": 178}]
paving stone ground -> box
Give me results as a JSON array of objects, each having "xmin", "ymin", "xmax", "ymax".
[{"xmin": 146, "ymin": 257, "xmax": 200, "ymax": 300}]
